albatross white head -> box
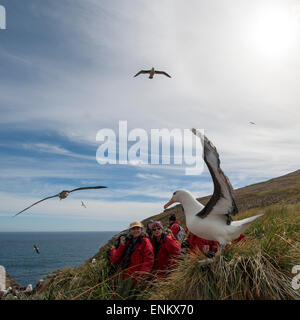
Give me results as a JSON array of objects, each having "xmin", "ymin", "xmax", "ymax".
[
  {"xmin": 164, "ymin": 190, "xmax": 204, "ymax": 216},
  {"xmin": 164, "ymin": 190, "xmax": 184, "ymax": 209}
]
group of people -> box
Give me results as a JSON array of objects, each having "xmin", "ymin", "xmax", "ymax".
[
  {"xmin": 108, "ymin": 213, "xmax": 245, "ymax": 286},
  {"xmin": 109, "ymin": 216, "xmax": 181, "ymax": 283}
]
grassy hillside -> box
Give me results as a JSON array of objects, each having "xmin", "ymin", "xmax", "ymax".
[
  {"xmin": 147, "ymin": 204, "xmax": 300, "ymax": 300},
  {"xmin": 5, "ymin": 170, "xmax": 300, "ymax": 300}
]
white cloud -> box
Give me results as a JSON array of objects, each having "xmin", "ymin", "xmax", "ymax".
[
  {"xmin": 22, "ymin": 143, "xmax": 95, "ymax": 161},
  {"xmin": 136, "ymin": 173, "xmax": 161, "ymax": 180},
  {"xmin": 1, "ymin": 0, "xmax": 300, "ymax": 232}
]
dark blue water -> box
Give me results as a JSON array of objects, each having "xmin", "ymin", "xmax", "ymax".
[{"xmin": 0, "ymin": 232, "xmax": 116, "ymax": 287}]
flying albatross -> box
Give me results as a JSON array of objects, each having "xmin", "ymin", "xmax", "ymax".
[
  {"xmin": 164, "ymin": 129, "xmax": 263, "ymax": 262},
  {"xmin": 14, "ymin": 186, "xmax": 107, "ymax": 217},
  {"xmin": 134, "ymin": 67, "xmax": 171, "ymax": 79},
  {"xmin": 33, "ymin": 244, "xmax": 40, "ymax": 254}
]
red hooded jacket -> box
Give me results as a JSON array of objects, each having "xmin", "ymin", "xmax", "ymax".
[
  {"xmin": 189, "ymin": 232, "xmax": 246, "ymax": 253},
  {"xmin": 189, "ymin": 232, "xmax": 219, "ymax": 254},
  {"xmin": 109, "ymin": 236, "xmax": 154, "ymax": 279},
  {"xmin": 169, "ymin": 220, "xmax": 182, "ymax": 239},
  {"xmin": 151, "ymin": 233, "xmax": 181, "ymax": 277}
]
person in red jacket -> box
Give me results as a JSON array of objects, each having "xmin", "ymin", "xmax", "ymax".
[
  {"xmin": 151, "ymin": 221, "xmax": 181, "ymax": 278},
  {"xmin": 188, "ymin": 229, "xmax": 246, "ymax": 256},
  {"xmin": 189, "ymin": 231, "xmax": 219, "ymax": 256},
  {"xmin": 168, "ymin": 214, "xmax": 183, "ymax": 240},
  {"xmin": 109, "ymin": 221, "xmax": 154, "ymax": 281}
]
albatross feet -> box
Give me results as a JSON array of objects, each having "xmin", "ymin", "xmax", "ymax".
[
  {"xmin": 198, "ymin": 251, "xmax": 215, "ymax": 264},
  {"xmin": 198, "ymin": 248, "xmax": 221, "ymax": 265},
  {"xmin": 198, "ymin": 258, "xmax": 215, "ymax": 265}
]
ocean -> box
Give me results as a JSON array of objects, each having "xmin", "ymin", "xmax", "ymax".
[{"xmin": 0, "ymin": 231, "xmax": 116, "ymax": 287}]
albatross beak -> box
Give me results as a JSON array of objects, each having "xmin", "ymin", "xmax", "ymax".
[{"xmin": 164, "ymin": 199, "xmax": 174, "ymax": 210}]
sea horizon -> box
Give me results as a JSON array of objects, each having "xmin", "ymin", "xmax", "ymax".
[{"xmin": 0, "ymin": 231, "xmax": 117, "ymax": 287}]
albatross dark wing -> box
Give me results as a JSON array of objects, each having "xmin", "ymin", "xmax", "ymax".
[
  {"xmin": 34, "ymin": 245, "xmax": 40, "ymax": 254},
  {"xmin": 14, "ymin": 186, "xmax": 106, "ymax": 217},
  {"xmin": 155, "ymin": 71, "xmax": 171, "ymax": 78},
  {"xmin": 69, "ymin": 186, "xmax": 107, "ymax": 193},
  {"xmin": 191, "ymin": 129, "xmax": 238, "ymax": 224},
  {"xmin": 14, "ymin": 194, "xmax": 60, "ymax": 217},
  {"xmin": 134, "ymin": 70, "xmax": 151, "ymax": 77}
]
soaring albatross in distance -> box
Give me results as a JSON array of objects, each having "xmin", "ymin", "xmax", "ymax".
[
  {"xmin": 134, "ymin": 67, "xmax": 171, "ymax": 79},
  {"xmin": 14, "ymin": 186, "xmax": 107, "ymax": 217},
  {"xmin": 164, "ymin": 129, "xmax": 263, "ymax": 258},
  {"xmin": 33, "ymin": 244, "xmax": 40, "ymax": 254}
]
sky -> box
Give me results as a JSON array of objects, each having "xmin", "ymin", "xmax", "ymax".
[{"xmin": 0, "ymin": 0, "xmax": 300, "ymax": 231}]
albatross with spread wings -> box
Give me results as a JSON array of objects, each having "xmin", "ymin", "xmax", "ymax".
[
  {"xmin": 14, "ymin": 186, "xmax": 107, "ymax": 217},
  {"xmin": 164, "ymin": 129, "xmax": 263, "ymax": 260},
  {"xmin": 134, "ymin": 67, "xmax": 171, "ymax": 79},
  {"xmin": 33, "ymin": 245, "xmax": 40, "ymax": 254}
]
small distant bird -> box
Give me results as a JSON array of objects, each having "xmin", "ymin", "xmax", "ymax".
[
  {"xmin": 91, "ymin": 258, "xmax": 96, "ymax": 264},
  {"xmin": 33, "ymin": 245, "xmax": 40, "ymax": 254},
  {"xmin": 14, "ymin": 186, "xmax": 107, "ymax": 217},
  {"xmin": 249, "ymin": 122, "xmax": 256, "ymax": 125},
  {"xmin": 134, "ymin": 67, "xmax": 171, "ymax": 79},
  {"xmin": 81, "ymin": 201, "xmax": 87, "ymax": 208}
]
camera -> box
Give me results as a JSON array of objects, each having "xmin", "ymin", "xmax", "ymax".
[
  {"xmin": 115, "ymin": 233, "xmax": 132, "ymax": 248},
  {"xmin": 181, "ymin": 239, "xmax": 190, "ymax": 248}
]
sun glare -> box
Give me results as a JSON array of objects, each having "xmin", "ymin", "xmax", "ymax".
[{"xmin": 246, "ymin": 4, "xmax": 299, "ymax": 60}]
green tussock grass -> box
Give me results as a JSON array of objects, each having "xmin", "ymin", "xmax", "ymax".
[
  {"xmin": 18, "ymin": 252, "xmax": 149, "ymax": 300},
  {"xmin": 17, "ymin": 203, "xmax": 300, "ymax": 300},
  {"xmin": 146, "ymin": 204, "xmax": 300, "ymax": 300}
]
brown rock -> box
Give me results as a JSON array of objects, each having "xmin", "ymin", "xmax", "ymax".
[{"xmin": 5, "ymin": 272, "xmax": 20, "ymax": 290}]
